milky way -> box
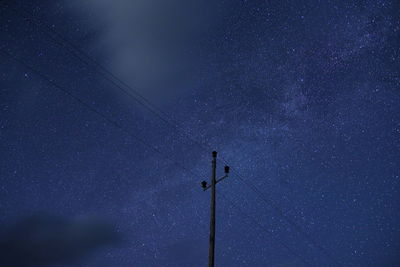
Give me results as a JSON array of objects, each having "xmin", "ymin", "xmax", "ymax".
[{"xmin": 1, "ymin": 0, "xmax": 399, "ymax": 266}]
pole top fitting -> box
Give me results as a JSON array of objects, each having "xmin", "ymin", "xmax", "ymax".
[
  {"xmin": 212, "ymin": 151, "xmax": 217, "ymax": 158},
  {"xmin": 224, "ymin": 166, "xmax": 230, "ymax": 174}
]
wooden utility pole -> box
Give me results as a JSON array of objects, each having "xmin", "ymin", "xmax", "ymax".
[
  {"xmin": 209, "ymin": 151, "xmax": 217, "ymax": 267},
  {"xmin": 201, "ymin": 151, "xmax": 230, "ymax": 267}
]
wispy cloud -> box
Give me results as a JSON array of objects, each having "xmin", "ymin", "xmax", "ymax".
[{"xmin": 66, "ymin": 0, "xmax": 215, "ymax": 101}]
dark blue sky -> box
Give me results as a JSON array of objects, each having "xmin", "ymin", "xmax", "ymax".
[{"xmin": 1, "ymin": 0, "xmax": 399, "ymax": 266}]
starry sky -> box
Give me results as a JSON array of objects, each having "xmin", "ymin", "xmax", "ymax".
[{"xmin": 1, "ymin": 0, "xmax": 399, "ymax": 266}]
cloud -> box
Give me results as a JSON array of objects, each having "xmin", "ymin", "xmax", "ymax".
[
  {"xmin": 0, "ymin": 214, "xmax": 119, "ymax": 266},
  {"xmin": 66, "ymin": 0, "xmax": 215, "ymax": 102}
]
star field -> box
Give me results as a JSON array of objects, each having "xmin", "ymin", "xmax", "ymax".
[{"xmin": 0, "ymin": 0, "xmax": 399, "ymax": 266}]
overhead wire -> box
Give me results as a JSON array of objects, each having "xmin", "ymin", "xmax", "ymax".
[
  {"xmin": 218, "ymin": 161, "xmax": 343, "ymax": 267},
  {"xmin": 219, "ymin": 192, "xmax": 314, "ymax": 267},
  {"xmin": 0, "ymin": 47, "xmax": 313, "ymax": 265},
  {"xmin": 2, "ymin": 5, "xmax": 342, "ymax": 266},
  {"xmin": 0, "ymin": 48, "xmax": 196, "ymax": 179},
  {"xmin": 5, "ymin": 4, "xmax": 210, "ymax": 152}
]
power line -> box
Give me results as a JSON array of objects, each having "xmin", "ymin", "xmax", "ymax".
[
  {"xmin": 0, "ymin": 48, "xmax": 196, "ymax": 179},
  {"xmin": 4, "ymin": 7, "xmax": 342, "ymax": 266},
  {"xmin": 1, "ymin": 47, "xmax": 316, "ymax": 267},
  {"xmin": 219, "ymin": 160, "xmax": 343, "ymax": 267},
  {"xmin": 5, "ymin": 4, "xmax": 210, "ymax": 152},
  {"xmin": 219, "ymin": 193, "xmax": 314, "ymax": 267}
]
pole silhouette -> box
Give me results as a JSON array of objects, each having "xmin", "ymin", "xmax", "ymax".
[
  {"xmin": 209, "ymin": 151, "xmax": 216, "ymax": 267},
  {"xmin": 201, "ymin": 151, "xmax": 230, "ymax": 267}
]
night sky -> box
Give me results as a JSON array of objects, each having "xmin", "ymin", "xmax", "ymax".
[{"xmin": 1, "ymin": 0, "xmax": 400, "ymax": 266}]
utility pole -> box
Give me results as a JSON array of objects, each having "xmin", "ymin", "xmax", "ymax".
[{"xmin": 201, "ymin": 151, "xmax": 230, "ymax": 267}]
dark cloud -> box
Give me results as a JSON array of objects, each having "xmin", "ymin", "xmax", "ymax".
[{"xmin": 0, "ymin": 214, "xmax": 120, "ymax": 267}]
